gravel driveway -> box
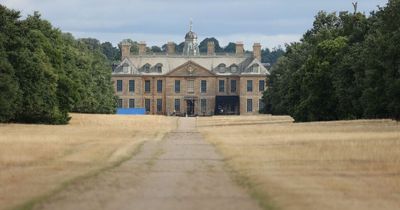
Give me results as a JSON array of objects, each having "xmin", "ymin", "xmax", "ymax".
[{"xmin": 34, "ymin": 117, "xmax": 262, "ymax": 210}]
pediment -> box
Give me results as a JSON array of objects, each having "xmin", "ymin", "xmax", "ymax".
[{"xmin": 166, "ymin": 61, "xmax": 216, "ymax": 77}]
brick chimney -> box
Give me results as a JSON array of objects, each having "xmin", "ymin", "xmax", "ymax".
[
  {"xmin": 138, "ymin": 41, "xmax": 146, "ymax": 55},
  {"xmin": 167, "ymin": 42, "xmax": 175, "ymax": 55},
  {"xmin": 207, "ymin": 41, "xmax": 215, "ymax": 55},
  {"xmin": 235, "ymin": 42, "xmax": 244, "ymax": 56},
  {"xmin": 253, "ymin": 43, "xmax": 261, "ymax": 61},
  {"xmin": 120, "ymin": 40, "xmax": 131, "ymax": 59}
]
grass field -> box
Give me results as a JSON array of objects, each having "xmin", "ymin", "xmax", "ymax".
[
  {"xmin": 1, "ymin": 114, "xmax": 399, "ymax": 210},
  {"xmin": 0, "ymin": 113, "xmax": 177, "ymax": 210},
  {"xmin": 197, "ymin": 116, "xmax": 400, "ymax": 210}
]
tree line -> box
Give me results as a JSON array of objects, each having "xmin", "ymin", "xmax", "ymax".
[
  {"xmin": 0, "ymin": 5, "xmax": 117, "ymax": 124},
  {"xmin": 263, "ymin": 0, "xmax": 400, "ymax": 121}
]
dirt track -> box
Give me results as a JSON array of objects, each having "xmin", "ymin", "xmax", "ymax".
[{"xmin": 34, "ymin": 118, "xmax": 262, "ymax": 210}]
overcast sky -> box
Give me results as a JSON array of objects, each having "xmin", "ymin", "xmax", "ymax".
[{"xmin": 1, "ymin": 0, "xmax": 388, "ymax": 50}]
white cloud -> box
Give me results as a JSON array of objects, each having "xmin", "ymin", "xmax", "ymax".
[{"xmin": 1, "ymin": 0, "xmax": 388, "ymax": 49}]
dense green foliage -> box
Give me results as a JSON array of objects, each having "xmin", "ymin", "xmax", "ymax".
[
  {"xmin": 0, "ymin": 5, "xmax": 116, "ymax": 124},
  {"xmin": 199, "ymin": 37, "xmax": 224, "ymax": 53},
  {"xmin": 261, "ymin": 47, "xmax": 285, "ymax": 65},
  {"xmin": 264, "ymin": 0, "xmax": 400, "ymax": 121}
]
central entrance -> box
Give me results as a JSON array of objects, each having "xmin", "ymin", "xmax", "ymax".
[
  {"xmin": 184, "ymin": 96, "xmax": 197, "ymax": 116},
  {"xmin": 186, "ymin": 100, "xmax": 195, "ymax": 116}
]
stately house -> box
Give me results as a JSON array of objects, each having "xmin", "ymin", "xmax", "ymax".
[{"xmin": 112, "ymin": 25, "xmax": 269, "ymax": 116}]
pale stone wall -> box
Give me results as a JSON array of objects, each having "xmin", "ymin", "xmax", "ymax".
[
  {"xmin": 239, "ymin": 76, "xmax": 265, "ymax": 115},
  {"xmin": 112, "ymin": 76, "xmax": 143, "ymax": 109},
  {"xmin": 165, "ymin": 77, "xmax": 216, "ymax": 115},
  {"xmin": 112, "ymin": 74, "xmax": 266, "ymax": 115}
]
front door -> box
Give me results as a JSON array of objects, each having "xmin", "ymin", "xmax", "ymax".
[{"xmin": 186, "ymin": 100, "xmax": 195, "ymax": 116}]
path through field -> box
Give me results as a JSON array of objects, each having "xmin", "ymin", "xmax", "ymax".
[{"xmin": 34, "ymin": 117, "xmax": 261, "ymax": 210}]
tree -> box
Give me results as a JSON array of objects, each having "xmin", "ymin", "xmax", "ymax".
[
  {"xmin": 261, "ymin": 47, "xmax": 285, "ymax": 65},
  {"xmin": 223, "ymin": 42, "xmax": 236, "ymax": 53},
  {"xmin": 150, "ymin": 46, "xmax": 162, "ymax": 53},
  {"xmin": 0, "ymin": 6, "xmax": 117, "ymax": 124},
  {"xmin": 101, "ymin": 41, "xmax": 120, "ymax": 61},
  {"xmin": 265, "ymin": 1, "xmax": 400, "ymax": 121},
  {"xmin": 198, "ymin": 37, "xmax": 223, "ymax": 53},
  {"xmin": 0, "ymin": 5, "xmax": 21, "ymax": 122}
]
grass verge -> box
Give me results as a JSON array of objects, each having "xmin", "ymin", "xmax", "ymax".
[
  {"xmin": 208, "ymin": 140, "xmax": 279, "ymax": 210},
  {"xmin": 12, "ymin": 141, "xmax": 146, "ymax": 210}
]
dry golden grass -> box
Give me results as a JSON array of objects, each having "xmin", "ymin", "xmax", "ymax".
[
  {"xmin": 197, "ymin": 116, "xmax": 400, "ymax": 210},
  {"xmin": 0, "ymin": 113, "xmax": 177, "ymax": 210}
]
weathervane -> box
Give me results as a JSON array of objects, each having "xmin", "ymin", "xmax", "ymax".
[
  {"xmin": 189, "ymin": 18, "xmax": 193, "ymax": 31},
  {"xmin": 352, "ymin": 2, "xmax": 358, "ymax": 14}
]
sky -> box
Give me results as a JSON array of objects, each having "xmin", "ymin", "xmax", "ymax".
[{"xmin": 1, "ymin": 0, "xmax": 388, "ymax": 50}]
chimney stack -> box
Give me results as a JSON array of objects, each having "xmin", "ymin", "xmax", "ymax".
[
  {"xmin": 207, "ymin": 41, "xmax": 215, "ymax": 55},
  {"xmin": 120, "ymin": 40, "xmax": 132, "ymax": 59},
  {"xmin": 167, "ymin": 42, "xmax": 176, "ymax": 55},
  {"xmin": 235, "ymin": 42, "xmax": 244, "ymax": 56},
  {"xmin": 253, "ymin": 43, "xmax": 261, "ymax": 61},
  {"xmin": 138, "ymin": 41, "xmax": 147, "ymax": 55}
]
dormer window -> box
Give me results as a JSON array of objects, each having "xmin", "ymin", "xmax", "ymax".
[
  {"xmin": 122, "ymin": 63, "xmax": 130, "ymax": 73},
  {"xmin": 252, "ymin": 64, "xmax": 259, "ymax": 73},
  {"xmin": 155, "ymin": 63, "xmax": 163, "ymax": 73},
  {"xmin": 143, "ymin": 64, "xmax": 151, "ymax": 73},
  {"xmin": 217, "ymin": 64, "xmax": 226, "ymax": 73},
  {"xmin": 230, "ymin": 64, "xmax": 238, "ymax": 73}
]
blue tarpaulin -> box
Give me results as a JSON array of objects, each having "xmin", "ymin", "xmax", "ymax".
[{"xmin": 117, "ymin": 108, "xmax": 146, "ymax": 115}]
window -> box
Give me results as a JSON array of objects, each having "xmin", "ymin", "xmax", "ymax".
[
  {"xmin": 155, "ymin": 64, "xmax": 162, "ymax": 73},
  {"xmin": 219, "ymin": 80, "xmax": 225, "ymax": 93},
  {"xmin": 122, "ymin": 64, "xmax": 130, "ymax": 73},
  {"xmin": 174, "ymin": 99, "xmax": 180, "ymax": 112},
  {"xmin": 259, "ymin": 99, "xmax": 265, "ymax": 112},
  {"xmin": 129, "ymin": 99, "xmax": 135, "ymax": 108},
  {"xmin": 157, "ymin": 80, "xmax": 163, "ymax": 93},
  {"xmin": 247, "ymin": 99, "xmax": 253, "ymax": 112},
  {"xmin": 129, "ymin": 80, "xmax": 135, "ymax": 92},
  {"xmin": 116, "ymin": 80, "xmax": 123, "ymax": 92},
  {"xmin": 201, "ymin": 80, "xmax": 207, "ymax": 93},
  {"xmin": 157, "ymin": 99, "xmax": 162, "ymax": 113},
  {"xmin": 247, "ymin": 80, "xmax": 253, "ymax": 92},
  {"xmin": 145, "ymin": 99, "xmax": 151, "ymax": 112},
  {"xmin": 187, "ymin": 80, "xmax": 194, "ymax": 93},
  {"xmin": 175, "ymin": 80, "xmax": 180, "ymax": 93},
  {"xmin": 252, "ymin": 64, "xmax": 259, "ymax": 72},
  {"xmin": 259, "ymin": 80, "xmax": 265, "ymax": 92},
  {"xmin": 218, "ymin": 64, "xmax": 226, "ymax": 73},
  {"xmin": 143, "ymin": 64, "xmax": 150, "ymax": 73},
  {"xmin": 230, "ymin": 65, "xmax": 238, "ymax": 73},
  {"xmin": 230, "ymin": 80, "xmax": 237, "ymax": 93},
  {"xmin": 145, "ymin": 80, "xmax": 151, "ymax": 93},
  {"xmin": 201, "ymin": 99, "xmax": 207, "ymax": 114},
  {"xmin": 117, "ymin": 99, "xmax": 123, "ymax": 108}
]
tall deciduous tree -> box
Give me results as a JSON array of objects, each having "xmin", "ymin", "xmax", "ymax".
[{"xmin": 264, "ymin": 0, "xmax": 400, "ymax": 121}]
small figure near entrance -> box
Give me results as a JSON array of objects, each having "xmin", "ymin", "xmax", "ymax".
[{"xmin": 186, "ymin": 100, "xmax": 195, "ymax": 116}]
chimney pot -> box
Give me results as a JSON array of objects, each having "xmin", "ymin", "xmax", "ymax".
[
  {"xmin": 167, "ymin": 42, "xmax": 176, "ymax": 55},
  {"xmin": 253, "ymin": 43, "xmax": 261, "ymax": 61},
  {"xmin": 138, "ymin": 41, "xmax": 146, "ymax": 55},
  {"xmin": 207, "ymin": 41, "xmax": 215, "ymax": 55},
  {"xmin": 235, "ymin": 42, "xmax": 244, "ymax": 56}
]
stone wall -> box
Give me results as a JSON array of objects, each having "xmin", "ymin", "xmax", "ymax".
[{"xmin": 112, "ymin": 74, "xmax": 266, "ymax": 115}]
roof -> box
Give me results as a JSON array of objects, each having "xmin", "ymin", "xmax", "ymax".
[
  {"xmin": 113, "ymin": 54, "xmax": 270, "ymax": 76},
  {"xmin": 185, "ymin": 31, "xmax": 197, "ymax": 39}
]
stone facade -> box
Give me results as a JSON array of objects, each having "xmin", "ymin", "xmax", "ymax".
[{"xmin": 112, "ymin": 28, "xmax": 269, "ymax": 116}]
